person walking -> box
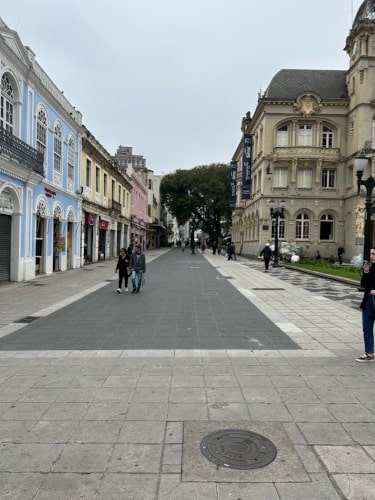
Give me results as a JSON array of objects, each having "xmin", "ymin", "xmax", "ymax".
[
  {"xmin": 260, "ymin": 243, "xmax": 273, "ymax": 271},
  {"xmin": 227, "ymin": 243, "xmax": 236, "ymax": 261},
  {"xmin": 115, "ymin": 248, "xmax": 130, "ymax": 293},
  {"xmin": 357, "ymin": 247, "xmax": 375, "ymax": 362},
  {"xmin": 129, "ymin": 243, "xmax": 146, "ymax": 293},
  {"xmin": 338, "ymin": 246, "xmax": 345, "ymax": 265}
]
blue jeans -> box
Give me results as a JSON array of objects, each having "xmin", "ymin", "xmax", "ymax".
[
  {"xmin": 131, "ymin": 269, "xmax": 143, "ymax": 290},
  {"xmin": 362, "ymin": 294, "xmax": 375, "ymax": 354}
]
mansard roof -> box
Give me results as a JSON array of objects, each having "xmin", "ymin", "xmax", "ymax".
[{"xmin": 264, "ymin": 69, "xmax": 348, "ymax": 100}]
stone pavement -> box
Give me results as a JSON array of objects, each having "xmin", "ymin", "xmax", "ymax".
[{"xmin": 0, "ymin": 248, "xmax": 374, "ymax": 499}]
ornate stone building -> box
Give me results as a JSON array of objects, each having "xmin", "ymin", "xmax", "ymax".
[{"xmin": 231, "ymin": 0, "xmax": 375, "ymax": 262}]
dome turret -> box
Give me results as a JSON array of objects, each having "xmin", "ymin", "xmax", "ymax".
[{"xmin": 353, "ymin": 0, "xmax": 375, "ymax": 30}]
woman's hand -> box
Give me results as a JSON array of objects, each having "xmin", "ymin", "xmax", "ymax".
[{"xmin": 363, "ymin": 260, "xmax": 371, "ymax": 273}]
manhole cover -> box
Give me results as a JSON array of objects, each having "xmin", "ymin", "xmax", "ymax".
[{"xmin": 200, "ymin": 429, "xmax": 277, "ymax": 470}]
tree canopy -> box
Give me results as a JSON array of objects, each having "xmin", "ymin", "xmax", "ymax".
[{"xmin": 160, "ymin": 163, "xmax": 231, "ymax": 240}]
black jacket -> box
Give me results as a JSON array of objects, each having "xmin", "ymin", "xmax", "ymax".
[
  {"xmin": 115, "ymin": 254, "xmax": 129, "ymax": 273},
  {"xmin": 360, "ymin": 264, "xmax": 375, "ymax": 309},
  {"xmin": 260, "ymin": 246, "xmax": 273, "ymax": 259}
]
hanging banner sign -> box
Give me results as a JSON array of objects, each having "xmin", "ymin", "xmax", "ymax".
[
  {"xmin": 229, "ymin": 160, "xmax": 237, "ymax": 210},
  {"xmin": 242, "ymin": 134, "xmax": 252, "ymax": 199},
  {"xmin": 99, "ymin": 220, "xmax": 109, "ymax": 230}
]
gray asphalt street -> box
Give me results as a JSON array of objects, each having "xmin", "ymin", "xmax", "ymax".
[{"xmin": 0, "ymin": 248, "xmax": 373, "ymax": 500}]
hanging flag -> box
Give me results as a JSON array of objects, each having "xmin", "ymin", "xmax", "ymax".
[
  {"xmin": 229, "ymin": 160, "xmax": 237, "ymax": 210},
  {"xmin": 242, "ymin": 134, "xmax": 252, "ymax": 199}
]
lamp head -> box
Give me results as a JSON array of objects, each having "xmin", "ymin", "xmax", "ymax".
[{"xmin": 355, "ymin": 149, "xmax": 368, "ymax": 176}]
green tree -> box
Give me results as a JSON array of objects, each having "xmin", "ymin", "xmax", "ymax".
[{"xmin": 160, "ymin": 163, "xmax": 231, "ymax": 240}]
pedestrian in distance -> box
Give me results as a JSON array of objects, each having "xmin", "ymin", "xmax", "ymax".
[
  {"xmin": 181, "ymin": 240, "xmax": 186, "ymax": 252},
  {"xmin": 129, "ymin": 243, "xmax": 146, "ymax": 293},
  {"xmin": 212, "ymin": 241, "xmax": 218, "ymax": 255},
  {"xmin": 127, "ymin": 244, "xmax": 133, "ymax": 257},
  {"xmin": 357, "ymin": 247, "xmax": 375, "ymax": 362},
  {"xmin": 315, "ymin": 250, "xmax": 321, "ymax": 260},
  {"xmin": 227, "ymin": 243, "xmax": 236, "ymax": 261},
  {"xmin": 260, "ymin": 243, "xmax": 273, "ymax": 271},
  {"xmin": 115, "ymin": 248, "xmax": 130, "ymax": 293},
  {"xmin": 338, "ymin": 245, "xmax": 345, "ymax": 265}
]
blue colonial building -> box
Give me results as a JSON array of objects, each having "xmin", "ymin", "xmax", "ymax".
[{"xmin": 0, "ymin": 18, "xmax": 82, "ymax": 281}]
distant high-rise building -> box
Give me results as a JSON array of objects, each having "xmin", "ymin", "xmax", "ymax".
[{"xmin": 115, "ymin": 146, "xmax": 146, "ymax": 171}]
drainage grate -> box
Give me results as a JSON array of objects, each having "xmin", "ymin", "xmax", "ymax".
[
  {"xmin": 252, "ymin": 288, "xmax": 285, "ymax": 291},
  {"xmin": 200, "ymin": 429, "xmax": 277, "ymax": 470},
  {"xmin": 15, "ymin": 316, "xmax": 40, "ymax": 324},
  {"xmin": 27, "ymin": 282, "xmax": 47, "ymax": 286}
]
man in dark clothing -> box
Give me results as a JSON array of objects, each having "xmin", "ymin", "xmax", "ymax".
[
  {"xmin": 260, "ymin": 243, "xmax": 273, "ymax": 271},
  {"xmin": 227, "ymin": 243, "xmax": 236, "ymax": 261},
  {"xmin": 338, "ymin": 246, "xmax": 345, "ymax": 265}
]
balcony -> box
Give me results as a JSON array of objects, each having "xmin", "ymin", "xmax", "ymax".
[
  {"xmin": 273, "ymin": 146, "xmax": 340, "ymax": 162},
  {"xmin": 110, "ymin": 199, "xmax": 122, "ymax": 215},
  {"xmin": 0, "ymin": 127, "xmax": 44, "ymax": 175}
]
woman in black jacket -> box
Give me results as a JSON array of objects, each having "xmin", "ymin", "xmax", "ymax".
[
  {"xmin": 115, "ymin": 248, "xmax": 130, "ymax": 293},
  {"xmin": 357, "ymin": 247, "xmax": 375, "ymax": 362}
]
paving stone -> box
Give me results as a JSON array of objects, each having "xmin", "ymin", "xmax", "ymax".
[
  {"xmin": 0, "ymin": 443, "xmax": 64, "ymax": 472},
  {"xmin": 332, "ymin": 473, "xmax": 375, "ymax": 500},
  {"xmin": 53, "ymin": 443, "xmax": 113, "ymax": 473},
  {"xmin": 0, "ymin": 472, "xmax": 44, "ymax": 500},
  {"xmin": 298, "ymin": 422, "xmax": 354, "ymax": 445},
  {"xmin": 108, "ymin": 443, "xmax": 163, "ymax": 473},
  {"xmin": 33, "ymin": 473, "xmax": 101, "ymax": 500},
  {"xmin": 314, "ymin": 445, "xmax": 375, "ymax": 473},
  {"xmin": 276, "ymin": 472, "xmax": 342, "ymax": 499},
  {"xmin": 118, "ymin": 421, "xmax": 166, "ymax": 443}
]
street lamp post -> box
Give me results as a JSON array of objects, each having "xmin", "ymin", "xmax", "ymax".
[
  {"xmin": 355, "ymin": 148, "xmax": 373, "ymax": 262},
  {"xmin": 269, "ymin": 197, "xmax": 286, "ymax": 267}
]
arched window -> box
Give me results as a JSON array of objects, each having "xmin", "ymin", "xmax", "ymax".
[
  {"xmin": 1, "ymin": 74, "xmax": 14, "ymax": 133},
  {"xmin": 322, "ymin": 125, "xmax": 334, "ymax": 148},
  {"xmin": 67, "ymin": 136, "xmax": 75, "ymax": 182},
  {"xmin": 36, "ymin": 108, "xmax": 47, "ymax": 163},
  {"xmin": 320, "ymin": 214, "xmax": 334, "ymax": 240},
  {"xmin": 53, "ymin": 123, "xmax": 63, "ymax": 172},
  {"xmin": 276, "ymin": 124, "xmax": 289, "ymax": 147},
  {"xmin": 296, "ymin": 213, "xmax": 310, "ymax": 240}
]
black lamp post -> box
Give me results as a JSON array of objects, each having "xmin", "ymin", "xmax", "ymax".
[
  {"xmin": 355, "ymin": 148, "xmax": 372, "ymax": 262},
  {"xmin": 269, "ymin": 197, "xmax": 286, "ymax": 267}
]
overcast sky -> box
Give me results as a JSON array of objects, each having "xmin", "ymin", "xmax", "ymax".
[{"xmin": 3, "ymin": 0, "xmax": 364, "ymax": 174}]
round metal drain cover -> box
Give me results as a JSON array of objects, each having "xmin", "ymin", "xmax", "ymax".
[{"xmin": 200, "ymin": 429, "xmax": 277, "ymax": 470}]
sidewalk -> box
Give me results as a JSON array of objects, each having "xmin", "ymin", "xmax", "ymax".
[{"xmin": 0, "ymin": 248, "xmax": 373, "ymax": 499}]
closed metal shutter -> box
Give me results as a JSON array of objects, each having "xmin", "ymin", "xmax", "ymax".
[{"xmin": 0, "ymin": 214, "xmax": 11, "ymax": 282}]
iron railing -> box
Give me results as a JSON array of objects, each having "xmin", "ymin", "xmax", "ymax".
[{"xmin": 0, "ymin": 127, "xmax": 44, "ymax": 175}]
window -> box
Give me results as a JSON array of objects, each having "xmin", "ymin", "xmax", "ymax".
[
  {"xmin": 53, "ymin": 123, "xmax": 63, "ymax": 172},
  {"xmin": 148, "ymin": 179, "xmax": 152, "ymax": 189},
  {"xmin": 103, "ymin": 173, "xmax": 108, "ymax": 197},
  {"xmin": 86, "ymin": 159, "xmax": 92, "ymax": 188},
  {"xmin": 148, "ymin": 204, "xmax": 152, "ymax": 217},
  {"xmin": 36, "ymin": 108, "xmax": 47, "ymax": 163},
  {"xmin": 67, "ymin": 137, "xmax": 75, "ymax": 181},
  {"xmin": 320, "ymin": 214, "xmax": 334, "ymax": 240},
  {"xmin": 297, "ymin": 168, "xmax": 312, "ymax": 188},
  {"xmin": 276, "ymin": 125, "xmax": 289, "ymax": 147},
  {"xmin": 95, "ymin": 166, "xmax": 100, "ymax": 193},
  {"xmin": 298, "ymin": 125, "xmax": 313, "ymax": 146},
  {"xmin": 322, "ymin": 168, "xmax": 336, "ymax": 188},
  {"xmin": 1, "ymin": 74, "xmax": 14, "ymax": 133},
  {"xmin": 112, "ymin": 180, "xmax": 115, "ymax": 199},
  {"xmin": 372, "ymin": 116, "xmax": 375, "ymax": 145},
  {"xmin": 272, "ymin": 219, "xmax": 285, "ymax": 239},
  {"xmin": 322, "ymin": 126, "xmax": 334, "ymax": 148},
  {"xmin": 118, "ymin": 185, "xmax": 121, "ymax": 202},
  {"xmin": 273, "ymin": 167, "xmax": 288, "ymax": 188},
  {"xmin": 296, "ymin": 213, "xmax": 310, "ymax": 239}
]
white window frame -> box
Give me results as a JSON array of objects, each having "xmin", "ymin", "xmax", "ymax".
[
  {"xmin": 1, "ymin": 74, "xmax": 14, "ymax": 134},
  {"xmin": 297, "ymin": 168, "xmax": 312, "ymax": 188},
  {"xmin": 296, "ymin": 213, "xmax": 310, "ymax": 240},
  {"xmin": 53, "ymin": 123, "xmax": 63, "ymax": 173},
  {"xmin": 276, "ymin": 125, "xmax": 289, "ymax": 147},
  {"xmin": 273, "ymin": 167, "xmax": 288, "ymax": 188},
  {"xmin": 297, "ymin": 124, "xmax": 313, "ymax": 146},
  {"xmin": 322, "ymin": 125, "xmax": 334, "ymax": 148},
  {"xmin": 322, "ymin": 168, "xmax": 336, "ymax": 188}
]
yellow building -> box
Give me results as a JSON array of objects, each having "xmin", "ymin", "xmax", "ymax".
[
  {"xmin": 80, "ymin": 127, "xmax": 132, "ymax": 264},
  {"xmin": 231, "ymin": 0, "xmax": 375, "ymax": 263}
]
